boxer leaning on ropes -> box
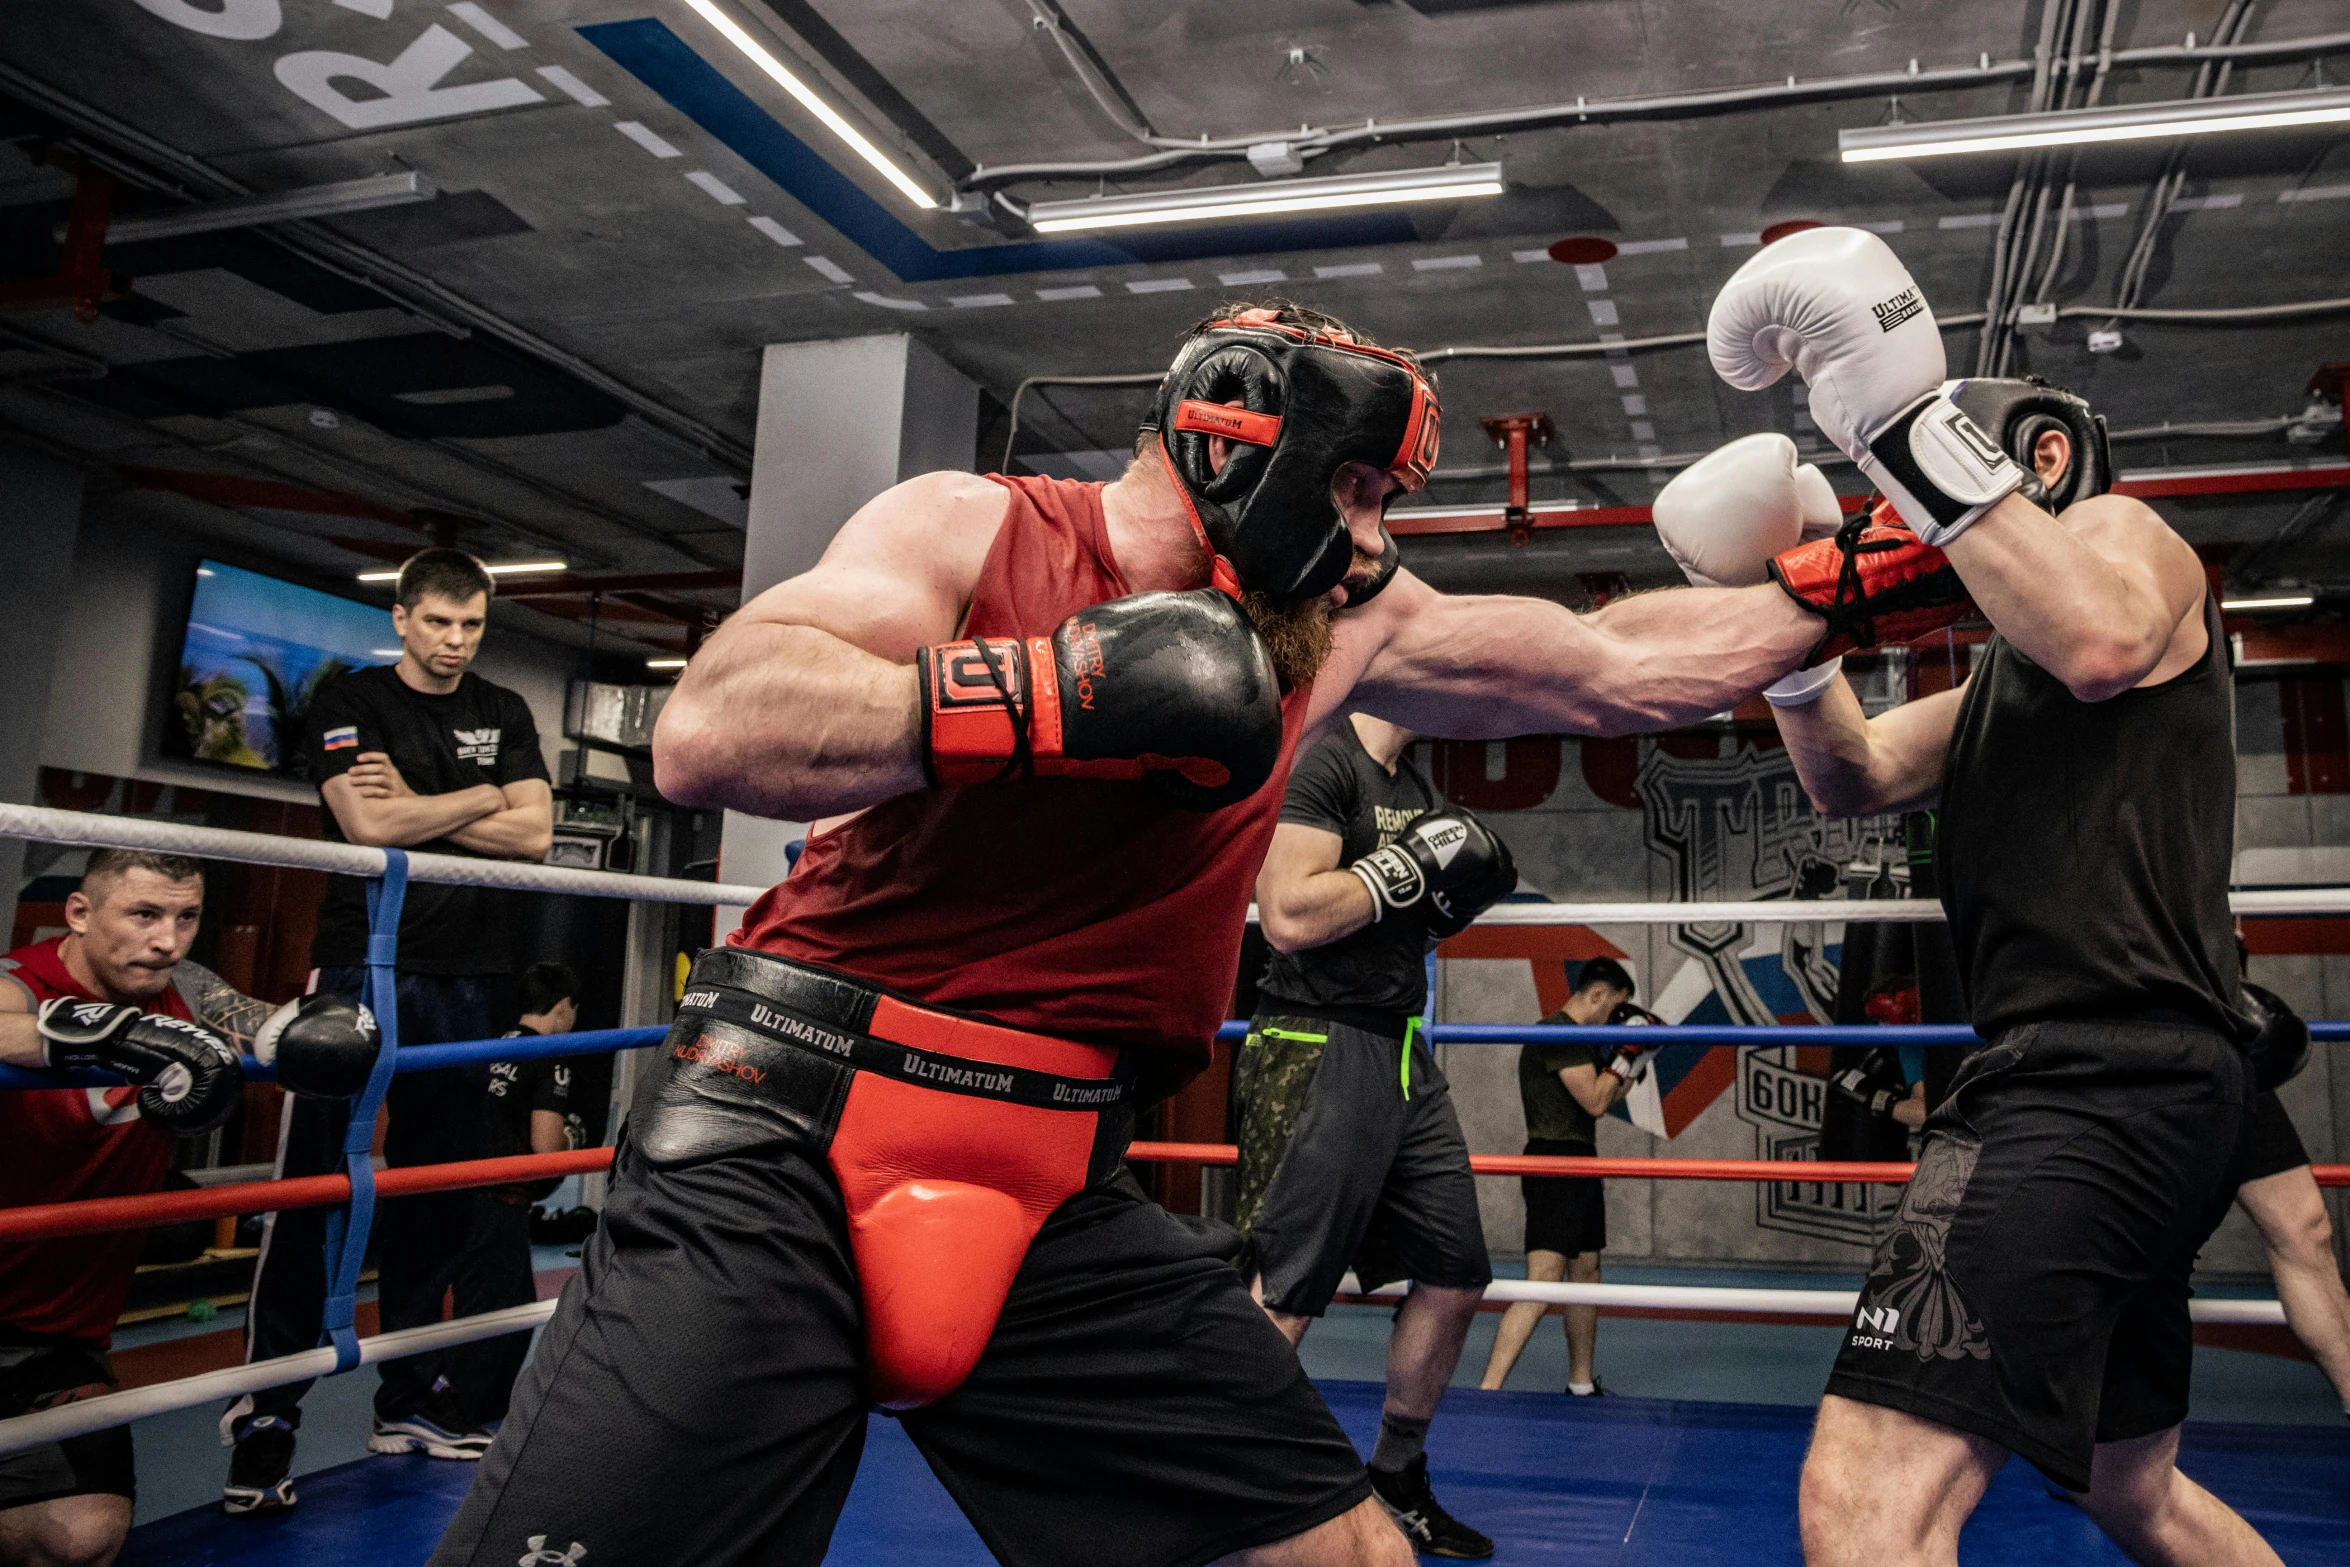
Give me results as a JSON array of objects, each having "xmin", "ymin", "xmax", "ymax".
[
  {"xmin": 1654, "ymin": 225, "xmax": 2281, "ymax": 1567},
  {"xmin": 0, "ymin": 849, "xmax": 378, "ymax": 1563},
  {"xmin": 427, "ymin": 300, "xmax": 1973, "ymax": 1567}
]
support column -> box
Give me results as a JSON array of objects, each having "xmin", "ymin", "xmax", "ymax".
[
  {"xmin": 0, "ymin": 451, "xmax": 86, "ymax": 940},
  {"xmin": 716, "ymin": 334, "xmax": 977, "ymax": 929}
]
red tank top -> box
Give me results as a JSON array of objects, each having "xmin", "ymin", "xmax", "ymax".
[
  {"xmin": 733, "ymin": 474, "xmax": 1311, "ymax": 1099},
  {"xmin": 0, "ymin": 938, "xmax": 192, "ymax": 1346}
]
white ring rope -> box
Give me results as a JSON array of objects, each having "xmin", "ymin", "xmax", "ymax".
[
  {"xmin": 8, "ymin": 804, "xmax": 2349, "ymax": 923},
  {"xmin": 0, "ymin": 803, "xmax": 772, "ymax": 909},
  {"xmin": 1347, "ymin": 1277, "xmax": 2287, "ymax": 1326},
  {"xmin": 0, "ymin": 1299, "xmax": 558, "ymax": 1457},
  {"xmin": 5, "ymin": 1274, "xmax": 2286, "ymax": 1454}
]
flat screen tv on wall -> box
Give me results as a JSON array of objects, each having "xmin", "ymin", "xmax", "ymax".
[{"xmin": 164, "ymin": 559, "xmax": 399, "ymax": 775}]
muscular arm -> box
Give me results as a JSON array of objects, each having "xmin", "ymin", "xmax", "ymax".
[
  {"xmin": 1255, "ymin": 823, "xmax": 1377, "ymax": 953},
  {"xmin": 529, "ymin": 1108, "xmax": 570, "ymax": 1156},
  {"xmin": 1944, "ymin": 493, "xmax": 2208, "ymax": 701},
  {"xmin": 1772, "ymin": 681, "xmax": 1965, "ymax": 818},
  {"xmin": 654, "ymin": 472, "xmax": 1006, "ymax": 821},
  {"xmin": 0, "ymin": 981, "xmax": 36, "ymax": 1067},
  {"xmin": 323, "ymin": 769, "xmax": 504, "ymax": 849},
  {"xmin": 172, "ymin": 959, "xmax": 276, "ymax": 1048},
  {"xmin": 444, "ymin": 779, "xmax": 554, "ymax": 861},
  {"xmin": 1322, "ymin": 571, "xmax": 1821, "ymax": 739},
  {"xmin": 1560, "ymin": 1062, "xmax": 1629, "ymax": 1118}
]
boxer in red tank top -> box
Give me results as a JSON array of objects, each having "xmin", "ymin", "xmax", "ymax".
[
  {"xmin": 1, "ymin": 850, "xmax": 272, "ymax": 1559},
  {"xmin": 432, "ymin": 304, "xmax": 1959, "ymax": 1567}
]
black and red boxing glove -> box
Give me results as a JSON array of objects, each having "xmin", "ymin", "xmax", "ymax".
[
  {"xmin": 1768, "ymin": 502, "xmax": 1974, "ymax": 668},
  {"xmin": 918, "ymin": 589, "xmax": 1283, "ymax": 811}
]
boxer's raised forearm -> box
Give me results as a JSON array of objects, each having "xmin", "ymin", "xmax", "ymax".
[
  {"xmin": 1943, "ymin": 494, "xmax": 2202, "ymax": 702},
  {"xmin": 654, "ymin": 620, "xmax": 927, "ymax": 820},
  {"xmin": 1774, "ymin": 682, "xmax": 1961, "ymax": 817}
]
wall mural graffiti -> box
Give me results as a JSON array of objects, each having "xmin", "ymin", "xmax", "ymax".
[{"xmin": 1635, "ymin": 744, "xmax": 1905, "ymax": 1245}]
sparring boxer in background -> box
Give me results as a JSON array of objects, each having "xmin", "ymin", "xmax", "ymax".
[
  {"xmin": 0, "ymin": 850, "xmax": 374, "ymax": 1564},
  {"xmin": 430, "ymin": 301, "xmax": 1965, "ymax": 1567},
  {"xmin": 1666, "ymin": 226, "xmax": 2277, "ymax": 1566},
  {"xmin": 1480, "ymin": 958, "xmax": 1646, "ymax": 1397},
  {"xmin": 1241, "ymin": 712, "xmax": 1515, "ymax": 1559}
]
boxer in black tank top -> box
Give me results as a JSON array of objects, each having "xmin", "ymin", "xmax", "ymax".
[{"xmin": 1751, "ymin": 387, "xmax": 2283, "ymax": 1566}]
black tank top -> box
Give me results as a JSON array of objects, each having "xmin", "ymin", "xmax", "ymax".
[{"xmin": 1939, "ymin": 593, "xmax": 2249, "ymax": 1042}]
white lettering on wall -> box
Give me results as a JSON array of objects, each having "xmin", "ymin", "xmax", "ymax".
[
  {"xmin": 274, "ymin": 23, "xmax": 541, "ymax": 129},
  {"xmin": 132, "ymin": 0, "xmax": 283, "ymax": 41}
]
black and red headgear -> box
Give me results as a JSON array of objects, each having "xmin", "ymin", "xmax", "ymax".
[
  {"xmin": 1141, "ymin": 310, "xmax": 1441, "ymax": 604},
  {"xmin": 1948, "ymin": 376, "xmax": 2111, "ymax": 513}
]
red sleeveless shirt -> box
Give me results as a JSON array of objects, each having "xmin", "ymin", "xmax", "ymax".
[
  {"xmin": 732, "ymin": 474, "xmax": 1310, "ymax": 1099},
  {"xmin": 0, "ymin": 938, "xmax": 193, "ymax": 1345}
]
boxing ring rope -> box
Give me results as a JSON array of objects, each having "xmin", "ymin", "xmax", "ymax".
[{"xmin": 1, "ymin": 804, "xmax": 2342, "ymax": 1455}]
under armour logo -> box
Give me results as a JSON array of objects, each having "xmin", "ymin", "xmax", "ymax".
[{"xmin": 518, "ymin": 1536, "xmax": 587, "ymax": 1566}]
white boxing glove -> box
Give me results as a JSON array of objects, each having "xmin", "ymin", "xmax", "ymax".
[
  {"xmin": 1654, "ymin": 433, "xmax": 1812, "ymax": 589},
  {"xmin": 1653, "ymin": 433, "xmax": 1848, "ymax": 705},
  {"xmin": 1708, "ymin": 228, "xmax": 2022, "ymax": 547}
]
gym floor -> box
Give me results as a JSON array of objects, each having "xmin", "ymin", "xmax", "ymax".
[{"xmin": 107, "ymin": 1259, "xmax": 2350, "ymax": 1564}]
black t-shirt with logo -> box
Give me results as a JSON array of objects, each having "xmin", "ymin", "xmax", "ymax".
[
  {"xmin": 307, "ymin": 664, "xmax": 549, "ymax": 975},
  {"xmin": 485, "ymin": 1030, "xmax": 615, "ymax": 1200},
  {"xmin": 1256, "ymin": 722, "xmax": 1440, "ymax": 1024}
]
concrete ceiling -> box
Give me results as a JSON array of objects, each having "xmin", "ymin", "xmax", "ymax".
[{"xmin": 2, "ymin": 0, "xmax": 2347, "ymax": 631}]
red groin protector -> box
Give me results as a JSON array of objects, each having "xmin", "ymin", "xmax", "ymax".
[{"xmin": 826, "ymin": 997, "xmax": 1118, "ymax": 1409}]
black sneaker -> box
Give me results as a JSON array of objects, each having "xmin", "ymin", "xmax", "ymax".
[
  {"xmin": 1368, "ymin": 1453, "xmax": 1494, "ymax": 1560},
  {"xmin": 369, "ymin": 1385, "xmax": 493, "ymax": 1460},
  {"xmin": 223, "ymin": 1416, "xmax": 297, "ymax": 1514},
  {"xmin": 1568, "ymin": 1379, "xmax": 1610, "ymax": 1397}
]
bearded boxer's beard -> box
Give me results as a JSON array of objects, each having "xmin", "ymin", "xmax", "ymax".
[
  {"xmin": 1241, "ymin": 591, "xmax": 1332, "ymax": 692},
  {"xmin": 1239, "ymin": 545, "xmax": 1378, "ymax": 691}
]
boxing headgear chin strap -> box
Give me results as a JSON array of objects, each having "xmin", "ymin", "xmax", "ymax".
[
  {"xmin": 1947, "ymin": 377, "xmax": 2112, "ymax": 513},
  {"xmin": 1143, "ymin": 311, "xmax": 1440, "ymax": 604}
]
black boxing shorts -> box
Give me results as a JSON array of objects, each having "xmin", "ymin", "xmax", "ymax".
[
  {"xmin": 0, "ymin": 1335, "xmax": 133, "ymax": 1509},
  {"xmin": 1520, "ymin": 1140, "xmax": 1607, "ymax": 1258},
  {"xmin": 429, "ymin": 951, "xmax": 1370, "ymax": 1567},
  {"xmin": 1234, "ymin": 1011, "xmax": 1491, "ymax": 1317},
  {"xmin": 1824, "ymin": 1016, "xmax": 2253, "ymax": 1492}
]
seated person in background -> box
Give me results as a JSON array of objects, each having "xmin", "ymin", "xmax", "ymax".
[
  {"xmin": 452, "ymin": 963, "xmax": 597, "ymax": 1426},
  {"xmin": 0, "ymin": 850, "xmax": 371, "ymax": 1560},
  {"xmin": 1480, "ymin": 958, "xmax": 1645, "ymax": 1396}
]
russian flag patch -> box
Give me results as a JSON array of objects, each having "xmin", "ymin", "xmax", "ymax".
[{"xmin": 323, "ymin": 726, "xmax": 359, "ymax": 751}]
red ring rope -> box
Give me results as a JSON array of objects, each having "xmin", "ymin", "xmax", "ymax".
[{"xmin": 6, "ymin": 1146, "xmax": 2343, "ymax": 1246}]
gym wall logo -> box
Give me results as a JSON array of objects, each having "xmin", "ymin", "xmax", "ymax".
[
  {"xmin": 1636, "ymin": 745, "xmax": 1904, "ymax": 1242},
  {"xmin": 1737, "ymin": 1050, "xmax": 1902, "ymax": 1246},
  {"xmin": 452, "ymin": 728, "xmax": 502, "ymax": 764}
]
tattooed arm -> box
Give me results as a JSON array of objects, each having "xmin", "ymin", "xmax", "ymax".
[{"xmin": 170, "ymin": 960, "xmax": 279, "ymax": 1049}]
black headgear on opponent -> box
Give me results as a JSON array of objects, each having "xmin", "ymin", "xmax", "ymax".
[
  {"xmin": 1141, "ymin": 309, "xmax": 1441, "ymax": 605},
  {"xmin": 1948, "ymin": 376, "xmax": 2111, "ymax": 513}
]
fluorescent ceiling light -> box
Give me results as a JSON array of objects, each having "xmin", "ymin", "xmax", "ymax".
[
  {"xmin": 645, "ymin": 657, "xmax": 690, "ymax": 669},
  {"xmin": 1028, "ymin": 162, "xmax": 1506, "ymax": 234},
  {"xmin": 356, "ymin": 560, "xmax": 568, "ymax": 582},
  {"xmin": 2221, "ymin": 594, "xmax": 2317, "ymax": 611},
  {"xmin": 1842, "ymin": 86, "xmax": 2350, "ymax": 163},
  {"xmin": 65, "ymin": 171, "xmax": 437, "ymax": 245},
  {"xmin": 678, "ymin": 0, "xmax": 936, "ymax": 209}
]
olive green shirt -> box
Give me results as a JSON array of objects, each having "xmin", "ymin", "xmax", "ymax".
[{"xmin": 1517, "ymin": 1008, "xmax": 1605, "ymax": 1146}]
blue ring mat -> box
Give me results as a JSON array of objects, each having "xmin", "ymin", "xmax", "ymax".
[{"xmin": 123, "ymin": 1379, "xmax": 2350, "ymax": 1565}]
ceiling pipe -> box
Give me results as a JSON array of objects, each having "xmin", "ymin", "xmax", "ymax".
[
  {"xmin": 962, "ymin": 27, "xmax": 2350, "ymax": 190},
  {"xmin": 0, "ymin": 60, "xmax": 754, "ymax": 476}
]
